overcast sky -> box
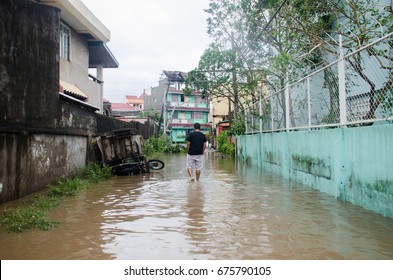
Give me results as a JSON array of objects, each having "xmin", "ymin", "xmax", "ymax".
[{"xmin": 80, "ymin": 0, "xmax": 212, "ymax": 103}]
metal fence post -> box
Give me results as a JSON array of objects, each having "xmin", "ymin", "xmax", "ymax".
[
  {"xmin": 271, "ymin": 94, "xmax": 274, "ymax": 131},
  {"xmin": 307, "ymin": 77, "xmax": 311, "ymax": 128},
  {"xmin": 259, "ymin": 91, "xmax": 263, "ymax": 133},
  {"xmin": 338, "ymin": 34, "xmax": 347, "ymax": 126},
  {"xmin": 285, "ymin": 71, "xmax": 290, "ymax": 131},
  {"xmin": 245, "ymin": 109, "xmax": 248, "ymax": 134}
]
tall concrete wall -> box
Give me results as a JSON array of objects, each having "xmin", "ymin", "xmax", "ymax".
[
  {"xmin": 0, "ymin": 0, "xmax": 93, "ymax": 203},
  {"xmin": 0, "ymin": 0, "xmax": 60, "ymax": 130},
  {"xmin": 0, "ymin": 0, "xmax": 158, "ymax": 204},
  {"xmin": 0, "ymin": 0, "xmax": 64, "ymax": 203},
  {"xmin": 237, "ymin": 125, "xmax": 393, "ymax": 218},
  {"xmin": 0, "ymin": 132, "xmax": 87, "ymax": 202}
]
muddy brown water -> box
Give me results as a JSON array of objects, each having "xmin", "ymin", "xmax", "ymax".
[{"xmin": 1, "ymin": 152, "xmax": 393, "ymax": 260}]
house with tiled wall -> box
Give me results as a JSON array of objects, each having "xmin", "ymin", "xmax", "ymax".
[{"xmin": 146, "ymin": 71, "xmax": 210, "ymax": 142}]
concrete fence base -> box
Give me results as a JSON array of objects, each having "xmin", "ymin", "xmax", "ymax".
[{"xmin": 236, "ymin": 124, "xmax": 393, "ymax": 219}]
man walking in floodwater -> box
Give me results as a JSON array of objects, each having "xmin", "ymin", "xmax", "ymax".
[{"xmin": 186, "ymin": 122, "xmax": 207, "ymax": 181}]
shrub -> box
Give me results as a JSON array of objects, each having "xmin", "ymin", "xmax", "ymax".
[
  {"xmin": 144, "ymin": 135, "xmax": 185, "ymax": 156},
  {"xmin": 83, "ymin": 163, "xmax": 113, "ymax": 183},
  {"xmin": 216, "ymin": 131, "xmax": 235, "ymax": 156}
]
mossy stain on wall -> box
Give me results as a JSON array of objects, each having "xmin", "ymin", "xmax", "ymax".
[{"xmin": 291, "ymin": 154, "xmax": 331, "ymax": 179}]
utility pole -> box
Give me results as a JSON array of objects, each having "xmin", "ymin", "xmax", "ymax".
[{"xmin": 158, "ymin": 82, "xmax": 170, "ymax": 135}]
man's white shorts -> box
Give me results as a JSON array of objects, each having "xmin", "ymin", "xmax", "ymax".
[{"xmin": 186, "ymin": 154, "xmax": 203, "ymax": 171}]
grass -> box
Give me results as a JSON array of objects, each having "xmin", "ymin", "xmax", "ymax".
[
  {"xmin": 47, "ymin": 178, "xmax": 90, "ymax": 197},
  {"xmin": 1, "ymin": 207, "xmax": 60, "ymax": 233},
  {"xmin": 0, "ymin": 163, "xmax": 113, "ymax": 233}
]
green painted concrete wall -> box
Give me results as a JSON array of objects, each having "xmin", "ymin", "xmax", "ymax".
[{"xmin": 237, "ymin": 125, "xmax": 393, "ymax": 218}]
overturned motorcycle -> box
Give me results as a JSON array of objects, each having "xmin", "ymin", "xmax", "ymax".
[
  {"xmin": 111, "ymin": 156, "xmax": 164, "ymax": 176},
  {"xmin": 95, "ymin": 128, "xmax": 164, "ymax": 176}
]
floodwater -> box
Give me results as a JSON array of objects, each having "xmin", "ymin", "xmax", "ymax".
[{"xmin": 1, "ymin": 152, "xmax": 393, "ymax": 260}]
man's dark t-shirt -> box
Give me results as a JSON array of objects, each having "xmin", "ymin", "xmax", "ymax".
[{"xmin": 186, "ymin": 131, "xmax": 207, "ymax": 155}]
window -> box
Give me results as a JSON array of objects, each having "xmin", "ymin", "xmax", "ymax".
[
  {"xmin": 192, "ymin": 112, "xmax": 204, "ymax": 119},
  {"xmin": 60, "ymin": 23, "xmax": 70, "ymax": 60},
  {"xmin": 194, "ymin": 96, "xmax": 200, "ymax": 103}
]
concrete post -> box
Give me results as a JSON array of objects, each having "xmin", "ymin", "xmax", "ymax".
[{"xmin": 97, "ymin": 64, "xmax": 104, "ymax": 113}]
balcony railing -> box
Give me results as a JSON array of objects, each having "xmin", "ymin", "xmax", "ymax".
[
  {"xmin": 166, "ymin": 101, "xmax": 208, "ymax": 109},
  {"xmin": 171, "ymin": 119, "xmax": 191, "ymax": 124}
]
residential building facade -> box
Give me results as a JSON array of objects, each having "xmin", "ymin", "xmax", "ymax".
[
  {"xmin": 126, "ymin": 92, "xmax": 145, "ymax": 111},
  {"xmin": 146, "ymin": 71, "xmax": 210, "ymax": 142},
  {"xmin": 38, "ymin": 0, "xmax": 118, "ymax": 113},
  {"xmin": 111, "ymin": 103, "xmax": 140, "ymax": 118},
  {"xmin": 211, "ymin": 95, "xmax": 231, "ymax": 134}
]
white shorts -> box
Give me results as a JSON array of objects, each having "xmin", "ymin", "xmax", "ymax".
[{"xmin": 186, "ymin": 154, "xmax": 203, "ymax": 171}]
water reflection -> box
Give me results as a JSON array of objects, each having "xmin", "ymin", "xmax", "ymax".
[
  {"xmin": 1, "ymin": 152, "xmax": 393, "ymax": 260},
  {"xmin": 185, "ymin": 181, "xmax": 209, "ymax": 256}
]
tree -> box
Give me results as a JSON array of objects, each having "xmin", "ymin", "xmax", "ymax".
[
  {"xmin": 274, "ymin": 0, "xmax": 392, "ymax": 120},
  {"xmin": 326, "ymin": 0, "xmax": 393, "ymax": 120},
  {"xmin": 188, "ymin": 0, "xmax": 393, "ymax": 130},
  {"xmin": 252, "ymin": 0, "xmax": 393, "ymax": 121},
  {"xmin": 185, "ymin": 0, "xmax": 269, "ymax": 131}
]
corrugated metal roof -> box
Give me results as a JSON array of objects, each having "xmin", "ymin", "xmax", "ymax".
[
  {"xmin": 60, "ymin": 80, "xmax": 88, "ymax": 100},
  {"xmin": 59, "ymin": 92, "xmax": 99, "ymax": 111},
  {"xmin": 163, "ymin": 71, "xmax": 187, "ymax": 82}
]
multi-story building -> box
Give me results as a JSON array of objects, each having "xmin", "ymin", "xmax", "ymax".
[
  {"xmin": 38, "ymin": 0, "xmax": 118, "ymax": 113},
  {"xmin": 145, "ymin": 71, "xmax": 210, "ymax": 142},
  {"xmin": 211, "ymin": 95, "xmax": 231, "ymax": 133},
  {"xmin": 111, "ymin": 103, "xmax": 140, "ymax": 118},
  {"xmin": 126, "ymin": 92, "xmax": 145, "ymax": 111}
]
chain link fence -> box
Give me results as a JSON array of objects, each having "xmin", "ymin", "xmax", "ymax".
[{"xmin": 245, "ymin": 32, "xmax": 393, "ymax": 134}]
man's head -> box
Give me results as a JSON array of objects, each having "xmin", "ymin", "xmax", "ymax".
[{"xmin": 194, "ymin": 122, "xmax": 201, "ymax": 130}]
